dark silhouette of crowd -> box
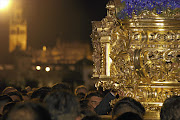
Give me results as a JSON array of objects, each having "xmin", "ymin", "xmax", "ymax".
[{"xmin": 0, "ymin": 83, "xmax": 179, "ymax": 120}]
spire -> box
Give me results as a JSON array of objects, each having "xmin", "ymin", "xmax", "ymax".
[{"xmin": 9, "ymin": 0, "xmax": 27, "ymax": 53}]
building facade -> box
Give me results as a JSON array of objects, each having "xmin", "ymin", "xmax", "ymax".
[
  {"xmin": 9, "ymin": 2, "xmax": 27, "ymax": 53},
  {"xmin": 0, "ymin": 1, "xmax": 94, "ymax": 89}
]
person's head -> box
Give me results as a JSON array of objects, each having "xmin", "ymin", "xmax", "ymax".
[
  {"xmin": 21, "ymin": 89, "xmax": 28, "ymax": 94},
  {"xmin": 85, "ymin": 91, "xmax": 103, "ymax": 112},
  {"xmin": 25, "ymin": 86, "xmax": 32, "ymax": 93},
  {"xmin": 44, "ymin": 90, "xmax": 81, "ymax": 120},
  {"xmin": 7, "ymin": 91, "xmax": 23, "ymax": 102},
  {"xmin": 21, "ymin": 92, "xmax": 30, "ymax": 101},
  {"xmin": 2, "ymin": 102, "xmax": 16, "ymax": 115},
  {"xmin": 5, "ymin": 102, "xmax": 51, "ymax": 120},
  {"xmin": 77, "ymin": 93, "xmax": 86, "ymax": 101},
  {"xmin": 74, "ymin": 85, "xmax": 88, "ymax": 96},
  {"xmin": 160, "ymin": 96, "xmax": 180, "ymax": 120},
  {"xmin": 51, "ymin": 83, "xmax": 71, "ymax": 92},
  {"xmin": 0, "ymin": 95, "xmax": 13, "ymax": 115},
  {"xmin": 112, "ymin": 97, "xmax": 145, "ymax": 119},
  {"xmin": 2, "ymin": 87, "xmax": 18, "ymax": 95},
  {"xmin": 80, "ymin": 99, "xmax": 96, "ymax": 117},
  {"xmin": 2, "ymin": 102, "xmax": 16, "ymax": 120},
  {"xmin": 114, "ymin": 112, "xmax": 143, "ymax": 120},
  {"xmin": 31, "ymin": 87, "xmax": 51, "ymax": 102}
]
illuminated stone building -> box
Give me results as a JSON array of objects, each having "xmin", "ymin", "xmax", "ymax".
[
  {"xmin": 0, "ymin": 2, "xmax": 93, "ymax": 89},
  {"xmin": 31, "ymin": 38, "xmax": 92, "ymax": 65},
  {"xmin": 9, "ymin": 2, "xmax": 27, "ymax": 53}
]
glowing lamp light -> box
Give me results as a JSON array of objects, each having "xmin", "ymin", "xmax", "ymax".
[
  {"xmin": 36, "ymin": 66, "xmax": 41, "ymax": 71},
  {"xmin": 0, "ymin": 0, "xmax": 10, "ymax": 10},
  {"xmin": 45, "ymin": 67, "xmax": 50, "ymax": 72},
  {"xmin": 43, "ymin": 46, "xmax": 46, "ymax": 51}
]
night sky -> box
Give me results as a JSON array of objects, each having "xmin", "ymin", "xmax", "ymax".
[{"xmin": 0, "ymin": 0, "xmax": 109, "ymax": 57}]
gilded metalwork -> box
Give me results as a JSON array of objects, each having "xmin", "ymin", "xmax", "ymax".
[{"xmin": 91, "ymin": 0, "xmax": 180, "ymax": 113}]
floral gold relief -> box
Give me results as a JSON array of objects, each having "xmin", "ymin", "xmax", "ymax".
[{"xmin": 91, "ymin": 0, "xmax": 180, "ymax": 114}]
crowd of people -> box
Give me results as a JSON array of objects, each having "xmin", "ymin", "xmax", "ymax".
[{"xmin": 0, "ymin": 83, "xmax": 179, "ymax": 120}]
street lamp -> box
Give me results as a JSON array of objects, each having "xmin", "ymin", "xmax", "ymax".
[
  {"xmin": 0, "ymin": 0, "xmax": 10, "ymax": 10},
  {"xmin": 45, "ymin": 67, "xmax": 50, "ymax": 72},
  {"xmin": 36, "ymin": 66, "xmax": 41, "ymax": 71}
]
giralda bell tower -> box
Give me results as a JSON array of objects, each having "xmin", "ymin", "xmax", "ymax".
[{"xmin": 9, "ymin": 0, "xmax": 27, "ymax": 53}]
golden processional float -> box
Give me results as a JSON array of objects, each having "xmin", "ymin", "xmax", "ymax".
[{"xmin": 91, "ymin": 0, "xmax": 179, "ymax": 118}]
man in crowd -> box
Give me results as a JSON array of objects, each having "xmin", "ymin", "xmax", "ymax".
[
  {"xmin": 114, "ymin": 112, "xmax": 142, "ymax": 120},
  {"xmin": 5, "ymin": 102, "xmax": 51, "ymax": 120},
  {"xmin": 7, "ymin": 91, "xmax": 23, "ymax": 102},
  {"xmin": 112, "ymin": 97, "xmax": 145, "ymax": 119},
  {"xmin": 74, "ymin": 85, "xmax": 88, "ymax": 96},
  {"xmin": 44, "ymin": 90, "xmax": 81, "ymax": 120},
  {"xmin": 160, "ymin": 96, "xmax": 180, "ymax": 120},
  {"xmin": 74, "ymin": 85, "xmax": 88, "ymax": 101},
  {"xmin": 2, "ymin": 87, "xmax": 18, "ymax": 95},
  {"xmin": 85, "ymin": 91, "xmax": 103, "ymax": 113},
  {"xmin": 0, "ymin": 95, "xmax": 12, "ymax": 117}
]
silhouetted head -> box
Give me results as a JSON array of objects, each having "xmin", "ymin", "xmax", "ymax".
[
  {"xmin": 6, "ymin": 102, "xmax": 51, "ymax": 120},
  {"xmin": 2, "ymin": 87, "xmax": 18, "ymax": 95},
  {"xmin": 7, "ymin": 91, "xmax": 23, "ymax": 102},
  {"xmin": 114, "ymin": 112, "xmax": 143, "ymax": 120},
  {"xmin": 160, "ymin": 96, "xmax": 180, "ymax": 120},
  {"xmin": 77, "ymin": 93, "xmax": 86, "ymax": 101},
  {"xmin": 80, "ymin": 99, "xmax": 96, "ymax": 117},
  {"xmin": 112, "ymin": 97, "xmax": 145, "ymax": 119},
  {"xmin": 2, "ymin": 102, "xmax": 16, "ymax": 120},
  {"xmin": 51, "ymin": 83, "xmax": 71, "ymax": 92},
  {"xmin": 74, "ymin": 85, "xmax": 88, "ymax": 96},
  {"xmin": 85, "ymin": 91, "xmax": 103, "ymax": 112},
  {"xmin": 0, "ymin": 95, "xmax": 13, "ymax": 115},
  {"xmin": 44, "ymin": 90, "xmax": 80, "ymax": 120},
  {"xmin": 31, "ymin": 87, "xmax": 51, "ymax": 102}
]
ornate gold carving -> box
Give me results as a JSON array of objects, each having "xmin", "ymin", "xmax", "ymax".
[{"xmin": 91, "ymin": 0, "xmax": 180, "ymax": 112}]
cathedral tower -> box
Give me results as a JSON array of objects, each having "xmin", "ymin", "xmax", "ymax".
[{"xmin": 9, "ymin": 1, "xmax": 27, "ymax": 53}]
